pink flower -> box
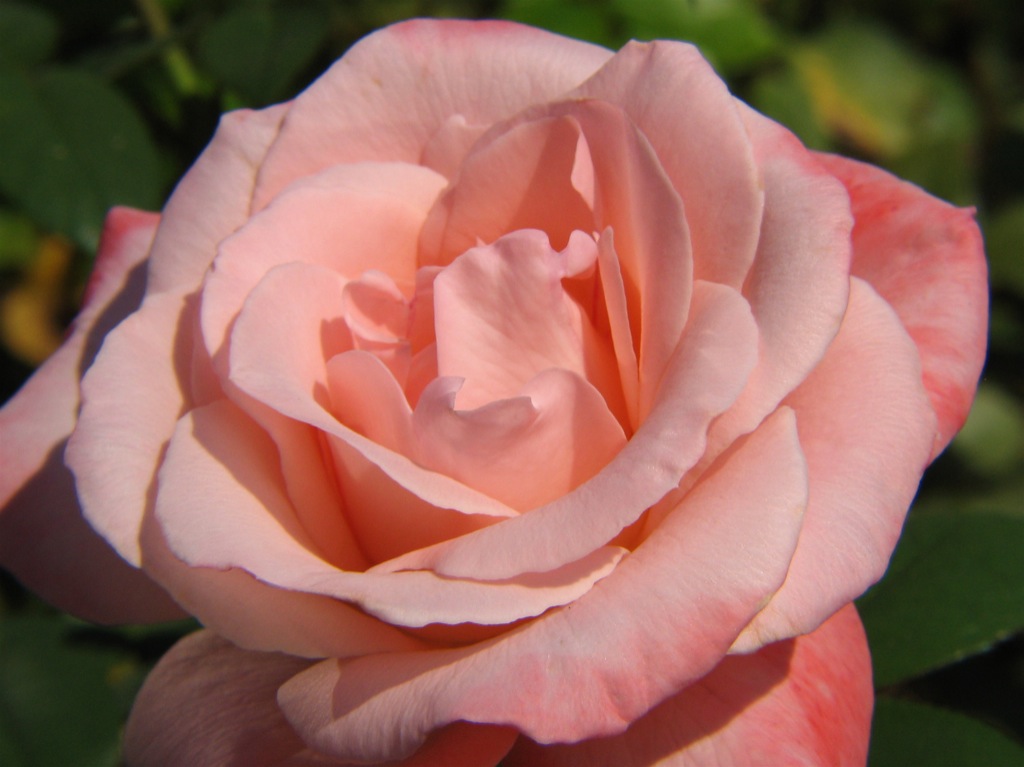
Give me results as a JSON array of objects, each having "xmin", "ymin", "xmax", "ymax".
[{"xmin": 0, "ymin": 19, "xmax": 987, "ymax": 766}]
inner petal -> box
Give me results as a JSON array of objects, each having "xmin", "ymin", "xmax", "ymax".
[
  {"xmin": 342, "ymin": 270, "xmax": 412, "ymax": 385},
  {"xmin": 433, "ymin": 229, "xmax": 618, "ymax": 412},
  {"xmin": 419, "ymin": 114, "xmax": 597, "ymax": 266}
]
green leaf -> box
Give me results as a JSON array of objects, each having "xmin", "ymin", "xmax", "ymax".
[
  {"xmin": 857, "ymin": 510, "xmax": 1024, "ymax": 687},
  {"xmin": 501, "ymin": 0, "xmax": 618, "ymax": 48},
  {"xmin": 870, "ymin": 697, "xmax": 1024, "ymax": 767},
  {"xmin": 196, "ymin": 4, "xmax": 330, "ymax": 106},
  {"xmin": 0, "ymin": 615, "xmax": 140, "ymax": 767},
  {"xmin": 0, "ymin": 67, "xmax": 163, "ymax": 250},
  {"xmin": 0, "ymin": 3, "xmax": 58, "ymax": 69}
]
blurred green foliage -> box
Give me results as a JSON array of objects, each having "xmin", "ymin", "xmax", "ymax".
[{"xmin": 0, "ymin": 0, "xmax": 1022, "ymax": 764}]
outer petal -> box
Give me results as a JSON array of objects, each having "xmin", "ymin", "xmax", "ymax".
[
  {"xmin": 0, "ymin": 207, "xmax": 182, "ymax": 623},
  {"xmin": 276, "ymin": 408, "xmax": 806, "ymax": 763},
  {"xmin": 145, "ymin": 104, "xmax": 289, "ymax": 296},
  {"xmin": 733, "ymin": 279, "xmax": 935, "ymax": 651},
  {"xmin": 125, "ymin": 630, "xmax": 519, "ymax": 767},
  {"xmin": 705, "ymin": 107, "xmax": 851, "ymax": 457},
  {"xmin": 66, "ymin": 290, "xmax": 195, "ymax": 566},
  {"xmin": 124, "ymin": 630, "xmax": 319, "ymax": 767},
  {"xmin": 253, "ymin": 19, "xmax": 612, "ymax": 206},
  {"xmin": 816, "ymin": 153, "xmax": 988, "ymax": 458},
  {"xmin": 504, "ymin": 604, "xmax": 871, "ymax": 767}
]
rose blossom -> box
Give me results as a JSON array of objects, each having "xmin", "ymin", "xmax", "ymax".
[{"xmin": 0, "ymin": 18, "xmax": 987, "ymax": 766}]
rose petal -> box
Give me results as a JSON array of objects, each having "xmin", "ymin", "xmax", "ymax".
[
  {"xmin": 419, "ymin": 114, "xmax": 595, "ymax": 265},
  {"xmin": 816, "ymin": 153, "xmax": 988, "ymax": 458},
  {"xmin": 411, "ymin": 369, "xmax": 626, "ymax": 512},
  {"xmin": 227, "ymin": 261, "xmax": 515, "ymax": 522},
  {"xmin": 706, "ymin": 107, "xmax": 852, "ymax": 453},
  {"xmin": 66, "ymin": 290, "xmax": 195, "ymax": 566},
  {"xmin": 455, "ymin": 99, "xmax": 696, "ymax": 424},
  {"xmin": 381, "ymin": 280, "xmax": 757, "ymax": 580},
  {"xmin": 123, "ymin": 630, "xmax": 318, "ymax": 766},
  {"xmin": 140, "ymin": 513, "xmax": 426, "ymax": 660},
  {"xmin": 733, "ymin": 278, "xmax": 936, "ymax": 651},
  {"xmin": 253, "ymin": 19, "xmax": 612, "ymax": 206},
  {"xmin": 504, "ymin": 604, "xmax": 871, "ymax": 767},
  {"xmin": 201, "ymin": 161, "xmax": 447, "ymax": 375},
  {"xmin": 155, "ymin": 398, "xmax": 626, "ymax": 628},
  {"xmin": 146, "ymin": 104, "xmax": 289, "ymax": 296},
  {"xmin": 0, "ymin": 208, "xmax": 182, "ymax": 622},
  {"xmin": 125, "ymin": 630, "xmax": 519, "ymax": 767},
  {"xmin": 277, "ymin": 406, "xmax": 806, "ymax": 762},
  {"xmin": 432, "ymin": 229, "xmax": 615, "ymax": 411},
  {"xmin": 574, "ymin": 40, "xmax": 763, "ymax": 288}
]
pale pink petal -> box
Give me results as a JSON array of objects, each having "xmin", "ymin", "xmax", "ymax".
[
  {"xmin": 65, "ymin": 290, "xmax": 195, "ymax": 566},
  {"xmin": 419, "ymin": 114, "xmax": 595, "ymax": 266},
  {"xmin": 410, "ymin": 369, "xmax": 626, "ymax": 511},
  {"xmin": 575, "ymin": 40, "xmax": 763, "ymax": 288},
  {"xmin": 276, "ymin": 407, "xmax": 806, "ymax": 763},
  {"xmin": 155, "ymin": 399, "xmax": 626, "ymax": 628},
  {"xmin": 145, "ymin": 104, "xmax": 289, "ymax": 296},
  {"xmin": 140, "ymin": 510, "xmax": 425, "ymax": 659},
  {"xmin": 201, "ymin": 162, "xmax": 446, "ymax": 373},
  {"xmin": 228, "ymin": 262, "xmax": 515, "ymax": 522},
  {"xmin": 126, "ymin": 630, "xmax": 518, "ymax": 767},
  {"xmin": 504, "ymin": 604, "xmax": 871, "ymax": 767},
  {"xmin": 124, "ymin": 630, "xmax": 319, "ymax": 767},
  {"xmin": 816, "ymin": 153, "xmax": 988, "ymax": 458},
  {"xmin": 0, "ymin": 208, "xmax": 182, "ymax": 622},
  {"xmin": 563, "ymin": 100, "xmax": 693, "ymax": 421},
  {"xmin": 380, "ymin": 280, "xmax": 757, "ymax": 580},
  {"xmin": 449, "ymin": 99, "xmax": 695, "ymax": 423},
  {"xmin": 733, "ymin": 279, "xmax": 936, "ymax": 651},
  {"xmin": 706, "ymin": 107, "xmax": 852, "ymax": 454},
  {"xmin": 432, "ymin": 230, "xmax": 614, "ymax": 411},
  {"xmin": 253, "ymin": 19, "xmax": 612, "ymax": 206},
  {"xmin": 324, "ymin": 352, "xmax": 505, "ymax": 564}
]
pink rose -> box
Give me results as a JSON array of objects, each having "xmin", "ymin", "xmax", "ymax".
[{"xmin": 0, "ymin": 19, "xmax": 987, "ymax": 766}]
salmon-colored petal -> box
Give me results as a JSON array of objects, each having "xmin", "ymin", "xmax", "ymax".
[
  {"xmin": 433, "ymin": 230, "xmax": 613, "ymax": 412},
  {"xmin": 562, "ymin": 100, "xmax": 693, "ymax": 421},
  {"xmin": 227, "ymin": 262, "xmax": 515, "ymax": 529},
  {"xmin": 125, "ymin": 631, "xmax": 519, "ymax": 767},
  {"xmin": 419, "ymin": 115, "xmax": 595, "ymax": 266},
  {"xmin": 123, "ymin": 630, "xmax": 318, "ymax": 767},
  {"xmin": 504, "ymin": 604, "xmax": 871, "ymax": 767},
  {"xmin": 380, "ymin": 280, "xmax": 757, "ymax": 580},
  {"xmin": 155, "ymin": 399, "xmax": 626, "ymax": 628},
  {"xmin": 0, "ymin": 208, "xmax": 182, "ymax": 622},
  {"xmin": 575, "ymin": 40, "xmax": 762, "ymax": 289},
  {"xmin": 734, "ymin": 279, "xmax": 936, "ymax": 651},
  {"xmin": 146, "ymin": 105, "xmax": 289, "ymax": 296},
  {"xmin": 66, "ymin": 290, "xmax": 195, "ymax": 566},
  {"xmin": 140, "ymin": 509, "xmax": 425, "ymax": 659},
  {"xmin": 411, "ymin": 369, "xmax": 626, "ymax": 512},
  {"xmin": 707, "ymin": 107, "xmax": 851, "ymax": 455},
  {"xmin": 816, "ymin": 153, "xmax": 988, "ymax": 458},
  {"xmin": 253, "ymin": 19, "xmax": 612, "ymax": 207},
  {"xmin": 201, "ymin": 161, "xmax": 446, "ymax": 375},
  {"xmin": 276, "ymin": 408, "xmax": 806, "ymax": 763}
]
